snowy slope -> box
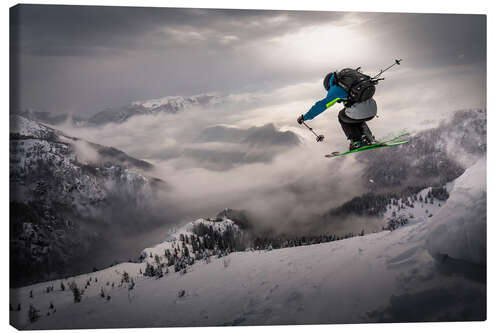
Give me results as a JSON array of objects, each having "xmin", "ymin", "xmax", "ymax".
[
  {"xmin": 10, "ymin": 159, "xmax": 486, "ymax": 328},
  {"xmin": 427, "ymin": 157, "xmax": 486, "ymax": 265},
  {"xmin": 382, "ymin": 186, "xmax": 450, "ymax": 230},
  {"xmin": 10, "ymin": 115, "xmax": 165, "ymax": 286}
]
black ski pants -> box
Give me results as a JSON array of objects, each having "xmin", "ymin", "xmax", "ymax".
[{"xmin": 338, "ymin": 108, "xmax": 374, "ymax": 142}]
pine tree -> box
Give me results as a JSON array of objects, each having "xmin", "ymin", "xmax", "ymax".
[
  {"xmin": 128, "ymin": 278, "xmax": 135, "ymax": 290},
  {"xmin": 69, "ymin": 282, "xmax": 82, "ymax": 303},
  {"xmin": 29, "ymin": 304, "xmax": 40, "ymax": 323},
  {"xmin": 144, "ymin": 263, "xmax": 155, "ymax": 277},
  {"xmin": 121, "ymin": 271, "xmax": 130, "ymax": 284}
]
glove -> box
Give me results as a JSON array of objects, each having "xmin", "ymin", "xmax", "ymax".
[{"xmin": 297, "ymin": 114, "xmax": 304, "ymax": 125}]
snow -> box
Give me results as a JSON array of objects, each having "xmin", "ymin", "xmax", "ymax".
[
  {"xmin": 132, "ymin": 93, "xmax": 221, "ymax": 110},
  {"xmin": 383, "ymin": 187, "xmax": 447, "ymax": 226},
  {"xmin": 10, "ymin": 115, "xmax": 56, "ymax": 139},
  {"xmin": 10, "ymin": 159, "xmax": 486, "ymax": 328},
  {"xmin": 141, "ymin": 218, "xmax": 239, "ymax": 264},
  {"xmin": 10, "ymin": 115, "xmax": 156, "ymax": 209},
  {"xmin": 426, "ymin": 157, "xmax": 486, "ymax": 265}
]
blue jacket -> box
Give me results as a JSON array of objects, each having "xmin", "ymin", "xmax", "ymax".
[{"xmin": 303, "ymin": 74, "xmax": 348, "ymax": 121}]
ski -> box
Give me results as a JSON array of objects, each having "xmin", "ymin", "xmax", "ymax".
[
  {"xmin": 325, "ymin": 133, "xmax": 410, "ymax": 158},
  {"xmin": 325, "ymin": 140, "xmax": 408, "ymax": 157}
]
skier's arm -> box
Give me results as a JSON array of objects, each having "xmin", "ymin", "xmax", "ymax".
[
  {"xmin": 303, "ymin": 84, "xmax": 348, "ymax": 121},
  {"xmin": 302, "ymin": 97, "xmax": 336, "ymax": 121}
]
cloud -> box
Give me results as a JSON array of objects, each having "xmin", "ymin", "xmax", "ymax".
[
  {"xmin": 197, "ymin": 123, "xmax": 299, "ymax": 146},
  {"xmin": 11, "ymin": 6, "xmax": 485, "ymax": 119},
  {"xmin": 10, "ymin": 5, "xmax": 487, "ymax": 273},
  {"xmin": 14, "ymin": 3, "xmax": 486, "ymax": 238},
  {"xmin": 52, "ymin": 83, "xmax": 369, "ymax": 234},
  {"xmin": 10, "ymin": 5, "xmax": 353, "ymax": 114},
  {"xmin": 52, "ymin": 66, "xmax": 485, "ymax": 235},
  {"xmin": 11, "ymin": 5, "xmax": 346, "ymax": 57}
]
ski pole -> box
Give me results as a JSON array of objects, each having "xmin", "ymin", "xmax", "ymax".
[
  {"xmin": 302, "ymin": 121, "xmax": 325, "ymax": 142},
  {"xmin": 372, "ymin": 58, "xmax": 402, "ymax": 79}
]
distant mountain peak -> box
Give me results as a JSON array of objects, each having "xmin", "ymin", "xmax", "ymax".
[{"xmin": 88, "ymin": 93, "xmax": 223, "ymax": 126}]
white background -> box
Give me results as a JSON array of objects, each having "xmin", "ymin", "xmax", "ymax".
[{"xmin": 1, "ymin": 0, "xmax": 497, "ymax": 332}]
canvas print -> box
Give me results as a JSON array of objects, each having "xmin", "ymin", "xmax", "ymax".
[{"xmin": 9, "ymin": 4, "xmax": 486, "ymax": 329}]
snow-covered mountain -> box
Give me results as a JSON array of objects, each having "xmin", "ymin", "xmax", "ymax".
[
  {"xmin": 358, "ymin": 109, "xmax": 486, "ymax": 190},
  {"xmin": 13, "ymin": 108, "xmax": 87, "ymax": 127},
  {"xmin": 10, "ymin": 115, "xmax": 166, "ymax": 286},
  {"xmin": 9, "ymin": 158, "xmax": 486, "ymax": 328},
  {"xmin": 13, "ymin": 92, "xmax": 261, "ymax": 127},
  {"xmin": 87, "ymin": 93, "xmax": 223, "ymax": 126}
]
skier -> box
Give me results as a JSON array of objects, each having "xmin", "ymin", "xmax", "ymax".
[{"xmin": 297, "ymin": 68, "xmax": 378, "ymax": 150}]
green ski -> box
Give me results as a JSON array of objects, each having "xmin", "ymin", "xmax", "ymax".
[{"xmin": 325, "ymin": 133, "xmax": 410, "ymax": 158}]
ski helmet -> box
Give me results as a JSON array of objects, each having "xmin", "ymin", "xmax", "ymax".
[{"xmin": 323, "ymin": 72, "xmax": 334, "ymax": 91}]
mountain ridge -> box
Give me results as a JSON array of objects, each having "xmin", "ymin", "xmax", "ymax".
[
  {"xmin": 9, "ymin": 157, "xmax": 486, "ymax": 328},
  {"xmin": 10, "ymin": 115, "xmax": 167, "ymax": 287}
]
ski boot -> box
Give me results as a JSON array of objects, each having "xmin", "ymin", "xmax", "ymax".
[
  {"xmin": 360, "ymin": 122, "xmax": 376, "ymax": 143},
  {"xmin": 348, "ymin": 122, "xmax": 377, "ymax": 151},
  {"xmin": 349, "ymin": 135, "xmax": 375, "ymax": 151}
]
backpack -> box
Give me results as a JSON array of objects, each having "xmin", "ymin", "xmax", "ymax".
[{"xmin": 334, "ymin": 68, "xmax": 376, "ymax": 106}]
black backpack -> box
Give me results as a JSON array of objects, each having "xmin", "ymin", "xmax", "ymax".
[{"xmin": 334, "ymin": 68, "xmax": 377, "ymax": 106}]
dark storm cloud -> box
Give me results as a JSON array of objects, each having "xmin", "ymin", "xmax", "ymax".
[
  {"xmin": 355, "ymin": 13, "xmax": 486, "ymax": 68},
  {"xmin": 11, "ymin": 5, "xmax": 343, "ymax": 57},
  {"xmin": 10, "ymin": 4, "xmax": 348, "ymax": 113},
  {"xmin": 10, "ymin": 5, "xmax": 486, "ymax": 119}
]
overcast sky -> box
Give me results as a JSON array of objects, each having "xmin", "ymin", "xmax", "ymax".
[
  {"xmin": 9, "ymin": 4, "xmax": 488, "ymax": 263},
  {"xmin": 11, "ymin": 5, "xmax": 486, "ymax": 115}
]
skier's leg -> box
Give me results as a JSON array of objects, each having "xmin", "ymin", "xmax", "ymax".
[
  {"xmin": 360, "ymin": 120, "xmax": 375, "ymax": 142},
  {"xmin": 343, "ymin": 99, "xmax": 377, "ymax": 143},
  {"xmin": 338, "ymin": 108, "xmax": 364, "ymax": 141}
]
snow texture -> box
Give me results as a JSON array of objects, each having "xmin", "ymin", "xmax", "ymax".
[
  {"xmin": 9, "ymin": 159, "xmax": 486, "ymax": 328},
  {"xmin": 426, "ymin": 157, "xmax": 486, "ymax": 265}
]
